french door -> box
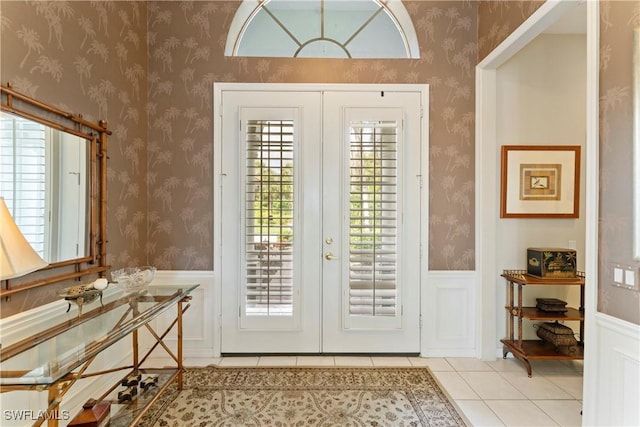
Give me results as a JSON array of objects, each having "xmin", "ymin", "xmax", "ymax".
[{"xmin": 217, "ymin": 84, "xmax": 427, "ymax": 354}]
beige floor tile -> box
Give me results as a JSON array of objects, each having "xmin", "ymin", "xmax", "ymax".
[
  {"xmin": 217, "ymin": 356, "xmax": 259, "ymax": 367},
  {"xmin": 296, "ymin": 356, "xmax": 335, "ymax": 366},
  {"xmin": 486, "ymin": 357, "xmax": 526, "ymax": 372},
  {"xmin": 485, "ymin": 400, "xmax": 558, "ymax": 426},
  {"xmin": 454, "ymin": 400, "xmax": 505, "ymax": 427},
  {"xmin": 534, "ymin": 399, "xmax": 583, "ymax": 427},
  {"xmin": 431, "ymin": 371, "xmax": 481, "ymax": 400},
  {"xmin": 410, "ymin": 357, "xmax": 455, "ymax": 371},
  {"xmin": 531, "ymin": 359, "xmax": 581, "ymax": 375},
  {"xmin": 258, "ymin": 356, "xmax": 298, "ymax": 366},
  {"xmin": 446, "ymin": 357, "xmax": 494, "ymax": 372},
  {"xmin": 459, "ymin": 372, "xmax": 526, "ymax": 400},
  {"xmin": 500, "ymin": 371, "xmax": 573, "ymax": 400},
  {"xmin": 545, "ymin": 376, "xmax": 583, "ymax": 399},
  {"xmin": 371, "ymin": 356, "xmax": 412, "ymax": 367},
  {"xmin": 334, "ymin": 356, "xmax": 373, "ymax": 366}
]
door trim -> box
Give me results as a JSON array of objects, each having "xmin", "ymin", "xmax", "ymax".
[{"xmin": 213, "ymin": 83, "xmax": 429, "ymax": 355}]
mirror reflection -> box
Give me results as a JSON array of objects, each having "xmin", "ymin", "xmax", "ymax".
[{"xmin": 0, "ymin": 111, "xmax": 89, "ymax": 264}]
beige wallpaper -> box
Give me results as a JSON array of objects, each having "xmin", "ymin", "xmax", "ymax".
[
  {"xmin": 477, "ymin": 0, "xmax": 640, "ymax": 326},
  {"xmin": 0, "ymin": 1, "xmax": 149, "ymax": 316},
  {"xmin": 598, "ymin": 0, "xmax": 640, "ymax": 325},
  {"xmin": 145, "ymin": 0, "xmax": 478, "ymax": 271},
  {"xmin": 477, "ymin": 0, "xmax": 544, "ymax": 61},
  {"xmin": 3, "ymin": 1, "xmax": 638, "ymax": 326},
  {"xmin": 1, "ymin": 0, "xmax": 477, "ymax": 315}
]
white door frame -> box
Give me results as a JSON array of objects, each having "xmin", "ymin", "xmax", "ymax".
[
  {"xmin": 213, "ymin": 82, "xmax": 429, "ymax": 355},
  {"xmin": 475, "ymin": 0, "xmax": 598, "ymax": 422}
]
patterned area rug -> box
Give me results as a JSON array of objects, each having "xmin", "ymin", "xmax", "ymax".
[{"xmin": 141, "ymin": 366, "xmax": 467, "ymax": 426}]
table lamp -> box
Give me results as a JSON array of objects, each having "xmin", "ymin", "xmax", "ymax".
[{"xmin": 0, "ymin": 197, "xmax": 48, "ymax": 280}]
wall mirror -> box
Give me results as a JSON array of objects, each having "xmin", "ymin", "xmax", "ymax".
[{"xmin": 0, "ymin": 83, "xmax": 109, "ymax": 297}]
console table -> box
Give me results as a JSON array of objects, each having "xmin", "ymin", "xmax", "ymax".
[{"xmin": 0, "ymin": 284, "xmax": 198, "ymax": 426}]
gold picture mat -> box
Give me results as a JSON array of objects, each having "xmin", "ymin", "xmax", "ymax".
[
  {"xmin": 520, "ymin": 163, "xmax": 562, "ymax": 200},
  {"xmin": 501, "ymin": 145, "xmax": 580, "ymax": 218}
]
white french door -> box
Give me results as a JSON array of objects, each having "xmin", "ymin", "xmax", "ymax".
[
  {"xmin": 321, "ymin": 92, "xmax": 422, "ymax": 352},
  {"xmin": 217, "ymin": 84, "xmax": 426, "ymax": 354}
]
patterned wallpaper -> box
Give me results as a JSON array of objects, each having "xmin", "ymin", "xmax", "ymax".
[
  {"xmin": 598, "ymin": 0, "xmax": 640, "ymax": 325},
  {"xmin": 0, "ymin": 1, "xmax": 149, "ymax": 314},
  {"xmin": 1, "ymin": 0, "xmax": 477, "ymax": 315},
  {"xmin": 2, "ymin": 1, "xmax": 638, "ymax": 326},
  {"xmin": 478, "ymin": 0, "xmax": 640, "ymax": 326},
  {"xmin": 477, "ymin": 0, "xmax": 544, "ymax": 61},
  {"xmin": 145, "ymin": 0, "xmax": 478, "ymax": 271}
]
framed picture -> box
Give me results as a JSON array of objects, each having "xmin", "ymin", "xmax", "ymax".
[{"xmin": 500, "ymin": 145, "xmax": 581, "ymax": 218}]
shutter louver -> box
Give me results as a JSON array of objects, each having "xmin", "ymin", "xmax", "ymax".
[
  {"xmin": 244, "ymin": 120, "xmax": 294, "ymax": 316},
  {"xmin": 0, "ymin": 113, "xmax": 46, "ymax": 257},
  {"xmin": 349, "ymin": 121, "xmax": 398, "ymax": 317}
]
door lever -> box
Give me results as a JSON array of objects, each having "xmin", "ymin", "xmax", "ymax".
[{"xmin": 324, "ymin": 252, "xmax": 338, "ymax": 260}]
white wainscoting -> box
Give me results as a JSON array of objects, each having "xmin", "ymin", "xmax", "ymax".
[
  {"xmin": 422, "ymin": 271, "xmax": 476, "ymax": 357},
  {"xmin": 147, "ymin": 270, "xmax": 217, "ymax": 366},
  {"xmin": 583, "ymin": 312, "xmax": 640, "ymax": 426},
  {"xmin": 0, "ymin": 289, "xmax": 130, "ymax": 426}
]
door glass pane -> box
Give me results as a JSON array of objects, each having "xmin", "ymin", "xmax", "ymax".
[
  {"xmin": 349, "ymin": 121, "xmax": 397, "ymax": 316},
  {"xmin": 244, "ymin": 120, "xmax": 294, "ymax": 316}
]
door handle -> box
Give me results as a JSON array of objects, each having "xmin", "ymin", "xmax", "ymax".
[{"xmin": 324, "ymin": 252, "xmax": 338, "ymax": 260}]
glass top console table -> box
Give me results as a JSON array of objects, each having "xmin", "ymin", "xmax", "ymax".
[{"xmin": 0, "ymin": 284, "xmax": 198, "ymax": 426}]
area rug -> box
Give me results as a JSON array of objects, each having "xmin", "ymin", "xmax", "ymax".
[{"xmin": 140, "ymin": 366, "xmax": 467, "ymax": 426}]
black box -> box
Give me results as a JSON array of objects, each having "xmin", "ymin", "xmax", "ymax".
[{"xmin": 527, "ymin": 248, "xmax": 577, "ymax": 278}]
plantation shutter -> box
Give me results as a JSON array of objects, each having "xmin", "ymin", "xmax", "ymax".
[
  {"xmin": 244, "ymin": 119, "xmax": 295, "ymax": 317},
  {"xmin": 0, "ymin": 113, "xmax": 47, "ymax": 257},
  {"xmin": 348, "ymin": 120, "xmax": 398, "ymax": 317}
]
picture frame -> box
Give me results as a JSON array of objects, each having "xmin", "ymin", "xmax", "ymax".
[{"xmin": 500, "ymin": 145, "xmax": 580, "ymax": 218}]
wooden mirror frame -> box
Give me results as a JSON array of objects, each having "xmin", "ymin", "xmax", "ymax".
[{"xmin": 0, "ymin": 83, "xmax": 109, "ymax": 297}]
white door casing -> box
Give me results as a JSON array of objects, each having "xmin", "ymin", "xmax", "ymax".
[{"xmin": 216, "ymin": 84, "xmax": 427, "ymax": 354}]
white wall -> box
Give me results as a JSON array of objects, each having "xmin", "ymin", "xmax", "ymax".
[{"xmin": 495, "ymin": 34, "xmax": 587, "ymax": 341}]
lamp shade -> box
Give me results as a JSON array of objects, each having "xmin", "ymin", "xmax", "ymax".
[{"xmin": 0, "ymin": 197, "xmax": 48, "ymax": 280}]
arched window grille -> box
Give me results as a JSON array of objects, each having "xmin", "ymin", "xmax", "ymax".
[{"xmin": 225, "ymin": 0, "xmax": 420, "ymax": 59}]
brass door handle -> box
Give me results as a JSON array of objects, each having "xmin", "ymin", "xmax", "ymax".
[{"xmin": 324, "ymin": 252, "xmax": 338, "ymax": 260}]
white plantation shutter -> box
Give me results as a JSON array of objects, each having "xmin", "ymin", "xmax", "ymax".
[
  {"xmin": 244, "ymin": 120, "xmax": 295, "ymax": 316},
  {"xmin": 348, "ymin": 120, "xmax": 398, "ymax": 317},
  {"xmin": 0, "ymin": 113, "xmax": 47, "ymax": 257}
]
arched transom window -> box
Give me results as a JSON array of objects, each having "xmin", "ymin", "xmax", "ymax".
[{"xmin": 225, "ymin": 0, "xmax": 420, "ymax": 58}]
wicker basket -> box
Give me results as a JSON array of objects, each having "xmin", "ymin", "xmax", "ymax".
[{"xmin": 535, "ymin": 322, "xmax": 578, "ymax": 353}]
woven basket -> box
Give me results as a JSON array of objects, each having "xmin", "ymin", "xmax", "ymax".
[{"xmin": 536, "ymin": 322, "xmax": 578, "ymax": 352}]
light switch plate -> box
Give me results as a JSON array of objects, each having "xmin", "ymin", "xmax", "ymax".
[{"xmin": 612, "ymin": 263, "xmax": 640, "ymax": 292}]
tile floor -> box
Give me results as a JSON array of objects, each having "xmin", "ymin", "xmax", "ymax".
[{"xmin": 205, "ymin": 355, "xmax": 583, "ymax": 427}]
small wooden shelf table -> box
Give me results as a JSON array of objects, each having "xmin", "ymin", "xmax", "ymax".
[{"xmin": 501, "ymin": 270, "xmax": 584, "ymax": 377}]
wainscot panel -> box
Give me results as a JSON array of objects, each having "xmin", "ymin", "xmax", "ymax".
[
  {"xmin": 422, "ymin": 271, "xmax": 476, "ymax": 357},
  {"xmin": 585, "ymin": 313, "xmax": 640, "ymax": 426},
  {"xmin": 0, "ymin": 290, "xmax": 131, "ymax": 426},
  {"xmin": 146, "ymin": 270, "xmax": 217, "ymax": 366}
]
